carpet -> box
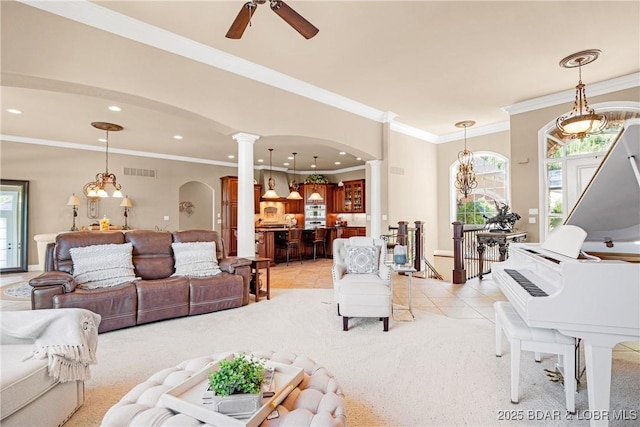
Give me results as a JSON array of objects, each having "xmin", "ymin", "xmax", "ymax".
[
  {"xmin": 60, "ymin": 289, "xmax": 639, "ymax": 427},
  {"xmin": 1, "ymin": 281, "xmax": 31, "ymax": 301}
]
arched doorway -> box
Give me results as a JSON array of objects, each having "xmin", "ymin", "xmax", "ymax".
[{"xmin": 178, "ymin": 181, "xmax": 214, "ymax": 231}]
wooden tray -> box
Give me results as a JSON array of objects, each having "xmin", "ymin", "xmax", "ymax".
[{"xmin": 160, "ymin": 354, "xmax": 304, "ymax": 427}]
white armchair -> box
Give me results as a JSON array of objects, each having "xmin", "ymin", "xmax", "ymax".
[{"xmin": 332, "ymin": 237, "xmax": 392, "ymax": 331}]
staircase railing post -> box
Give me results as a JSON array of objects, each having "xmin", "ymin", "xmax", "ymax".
[
  {"xmin": 452, "ymin": 221, "xmax": 466, "ymax": 284},
  {"xmin": 414, "ymin": 221, "xmax": 423, "ymax": 271},
  {"xmin": 397, "ymin": 221, "xmax": 408, "ymax": 246}
]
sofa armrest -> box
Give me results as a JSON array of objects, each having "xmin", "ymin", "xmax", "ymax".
[
  {"xmin": 218, "ymin": 256, "xmax": 252, "ymax": 274},
  {"xmin": 332, "ymin": 263, "xmax": 347, "ymax": 283},
  {"xmin": 378, "ymin": 263, "xmax": 391, "ymax": 282},
  {"xmin": 30, "ymin": 271, "xmax": 77, "ymax": 293}
]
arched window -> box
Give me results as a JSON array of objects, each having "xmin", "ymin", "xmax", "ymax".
[
  {"xmin": 539, "ymin": 104, "xmax": 640, "ymax": 240},
  {"xmin": 450, "ymin": 152, "xmax": 509, "ymax": 227}
]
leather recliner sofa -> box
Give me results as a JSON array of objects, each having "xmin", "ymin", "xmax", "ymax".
[{"xmin": 29, "ymin": 229, "xmax": 251, "ymax": 333}]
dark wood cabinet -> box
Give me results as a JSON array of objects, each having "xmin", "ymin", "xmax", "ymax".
[
  {"xmin": 303, "ymin": 184, "xmax": 327, "ymax": 204},
  {"xmin": 342, "ymin": 180, "xmax": 365, "ymax": 213},
  {"xmin": 284, "ymin": 198, "xmax": 303, "ymax": 214},
  {"xmin": 333, "ymin": 185, "xmax": 345, "ymax": 212},
  {"xmin": 338, "ymin": 226, "xmax": 366, "ymax": 238},
  {"xmin": 222, "ymin": 176, "xmax": 261, "ymax": 256}
]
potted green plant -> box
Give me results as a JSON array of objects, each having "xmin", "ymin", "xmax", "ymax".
[{"xmin": 206, "ymin": 354, "xmax": 266, "ymax": 416}]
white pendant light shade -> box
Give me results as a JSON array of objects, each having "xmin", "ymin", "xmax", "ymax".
[
  {"xmin": 287, "ymin": 152, "xmax": 303, "ymax": 199},
  {"xmin": 263, "ymin": 148, "xmax": 280, "ymax": 199}
]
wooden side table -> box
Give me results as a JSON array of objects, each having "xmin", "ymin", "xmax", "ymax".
[{"xmin": 246, "ymin": 257, "xmax": 271, "ymax": 302}]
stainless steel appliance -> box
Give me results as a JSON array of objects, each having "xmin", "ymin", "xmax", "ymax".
[{"xmin": 304, "ymin": 204, "xmax": 326, "ymax": 229}]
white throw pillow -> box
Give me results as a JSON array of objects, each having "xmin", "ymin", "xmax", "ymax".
[
  {"xmin": 70, "ymin": 243, "xmax": 136, "ymax": 290},
  {"xmin": 172, "ymin": 241, "xmax": 221, "ymax": 277},
  {"xmin": 346, "ymin": 245, "xmax": 380, "ymax": 274}
]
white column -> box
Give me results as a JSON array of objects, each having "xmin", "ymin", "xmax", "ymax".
[
  {"xmin": 232, "ymin": 132, "xmax": 259, "ymax": 257},
  {"xmin": 367, "ymin": 159, "xmax": 382, "ymax": 238}
]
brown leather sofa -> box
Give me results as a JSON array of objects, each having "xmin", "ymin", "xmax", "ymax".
[{"xmin": 29, "ymin": 229, "xmax": 251, "ymax": 333}]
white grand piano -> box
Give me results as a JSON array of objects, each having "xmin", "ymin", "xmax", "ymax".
[{"xmin": 492, "ymin": 118, "xmax": 640, "ymax": 426}]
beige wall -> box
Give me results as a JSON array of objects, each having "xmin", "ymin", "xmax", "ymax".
[
  {"xmin": 387, "ymin": 131, "xmax": 438, "ymax": 261},
  {"xmin": 436, "ymin": 130, "xmax": 510, "ymax": 251},
  {"xmin": 1, "ymin": 141, "xmax": 237, "ymax": 266},
  {"xmin": 509, "ymin": 87, "xmax": 640, "ymax": 243}
]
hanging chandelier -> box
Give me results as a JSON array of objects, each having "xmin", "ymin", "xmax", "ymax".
[
  {"xmin": 308, "ymin": 156, "xmax": 324, "ymax": 202},
  {"xmin": 287, "ymin": 152, "xmax": 302, "ymax": 200},
  {"xmin": 556, "ymin": 49, "xmax": 607, "ymax": 139},
  {"xmin": 454, "ymin": 120, "xmax": 477, "ymax": 198},
  {"xmin": 262, "ymin": 148, "xmax": 279, "ymax": 199},
  {"xmin": 84, "ymin": 122, "xmax": 124, "ymax": 199}
]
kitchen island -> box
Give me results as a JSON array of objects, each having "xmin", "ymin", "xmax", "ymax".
[{"xmin": 255, "ymin": 226, "xmax": 367, "ymax": 264}]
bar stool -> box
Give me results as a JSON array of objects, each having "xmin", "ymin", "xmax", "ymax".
[
  {"xmin": 494, "ymin": 301, "xmax": 576, "ymax": 413},
  {"xmin": 305, "ymin": 227, "xmax": 327, "ymax": 260},
  {"xmin": 276, "ymin": 228, "xmax": 302, "ymax": 265}
]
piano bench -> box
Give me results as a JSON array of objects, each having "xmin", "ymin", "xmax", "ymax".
[{"xmin": 493, "ymin": 301, "xmax": 576, "ymax": 413}]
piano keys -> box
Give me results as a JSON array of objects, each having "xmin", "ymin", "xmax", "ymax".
[{"xmin": 492, "ymin": 118, "xmax": 640, "ymax": 427}]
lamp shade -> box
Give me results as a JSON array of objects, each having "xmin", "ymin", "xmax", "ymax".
[
  {"xmin": 67, "ymin": 194, "xmax": 81, "ymax": 206},
  {"xmin": 120, "ymin": 197, "xmax": 133, "ymax": 208},
  {"xmin": 286, "ymin": 190, "xmax": 303, "ymax": 200},
  {"xmin": 308, "ymin": 191, "xmax": 323, "ymax": 202}
]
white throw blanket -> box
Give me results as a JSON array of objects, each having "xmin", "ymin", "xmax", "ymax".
[{"xmin": 1, "ymin": 308, "xmax": 101, "ymax": 382}]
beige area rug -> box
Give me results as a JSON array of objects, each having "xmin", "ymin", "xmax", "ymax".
[{"xmin": 62, "ymin": 289, "xmax": 639, "ymax": 427}]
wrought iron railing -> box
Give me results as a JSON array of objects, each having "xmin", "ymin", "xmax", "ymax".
[
  {"xmin": 380, "ymin": 222, "xmax": 443, "ymax": 280},
  {"xmin": 452, "ymin": 222, "xmax": 499, "ymax": 283}
]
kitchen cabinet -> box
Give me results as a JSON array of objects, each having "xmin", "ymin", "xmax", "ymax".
[
  {"xmin": 256, "ymin": 231, "xmax": 276, "ymax": 264},
  {"xmin": 333, "ymin": 185, "xmax": 345, "ymax": 212},
  {"xmin": 342, "ymin": 180, "xmax": 365, "ymax": 213},
  {"xmin": 303, "ymin": 184, "xmax": 327, "ymax": 204},
  {"xmin": 284, "ymin": 198, "xmax": 303, "ymax": 214},
  {"xmin": 338, "ymin": 226, "xmax": 366, "ymax": 238},
  {"xmin": 221, "ymin": 176, "xmax": 261, "ymax": 255}
]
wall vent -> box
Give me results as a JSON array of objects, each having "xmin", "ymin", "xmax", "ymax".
[
  {"xmin": 123, "ymin": 167, "xmax": 156, "ymax": 178},
  {"xmin": 390, "ymin": 166, "xmax": 405, "ymax": 175}
]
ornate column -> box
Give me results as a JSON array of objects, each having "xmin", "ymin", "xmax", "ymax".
[
  {"xmin": 367, "ymin": 159, "xmax": 382, "ymax": 238},
  {"xmin": 232, "ymin": 132, "xmax": 259, "ymax": 258}
]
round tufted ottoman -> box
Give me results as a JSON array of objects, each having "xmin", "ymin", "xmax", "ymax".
[{"xmin": 101, "ymin": 350, "xmax": 346, "ymax": 426}]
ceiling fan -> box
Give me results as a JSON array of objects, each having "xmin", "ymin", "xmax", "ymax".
[{"xmin": 226, "ymin": 0, "xmax": 319, "ymax": 40}]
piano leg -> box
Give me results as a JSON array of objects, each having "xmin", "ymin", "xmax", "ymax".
[{"xmin": 583, "ymin": 341, "xmax": 614, "ymax": 427}]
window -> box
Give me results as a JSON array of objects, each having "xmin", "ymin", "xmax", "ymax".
[
  {"xmin": 540, "ymin": 107, "xmax": 640, "ymax": 240},
  {"xmin": 450, "ymin": 152, "xmax": 509, "ymax": 227}
]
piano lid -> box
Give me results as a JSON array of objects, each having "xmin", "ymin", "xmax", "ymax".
[{"xmin": 564, "ymin": 118, "xmax": 640, "ymax": 245}]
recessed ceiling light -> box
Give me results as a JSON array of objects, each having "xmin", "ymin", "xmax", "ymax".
[
  {"xmin": 173, "ymin": 135, "xmax": 183, "ymax": 140},
  {"xmin": 334, "ymin": 161, "xmax": 341, "ymax": 165},
  {"xmin": 311, "ymin": 163, "xmax": 317, "ymax": 168},
  {"xmin": 339, "ymin": 151, "xmax": 346, "ymax": 155},
  {"xmin": 228, "ymin": 155, "xmax": 235, "ymax": 159},
  {"xmin": 7, "ymin": 108, "xmax": 22, "ymax": 114},
  {"xmin": 356, "ymin": 157, "xmax": 362, "ymax": 161},
  {"xmin": 283, "ymin": 162, "xmax": 290, "ymax": 166},
  {"xmin": 98, "ymin": 138, "xmax": 107, "ymax": 143},
  {"xmin": 258, "ymin": 159, "xmax": 264, "ymax": 163},
  {"xmin": 287, "ymin": 156, "xmax": 294, "ymax": 160},
  {"xmin": 108, "ymin": 105, "xmax": 122, "ymax": 112}
]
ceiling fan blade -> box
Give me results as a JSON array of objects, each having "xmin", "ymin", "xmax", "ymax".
[
  {"xmin": 226, "ymin": 2, "xmax": 257, "ymax": 39},
  {"xmin": 270, "ymin": 0, "xmax": 319, "ymax": 39}
]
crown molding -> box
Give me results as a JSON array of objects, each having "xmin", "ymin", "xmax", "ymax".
[
  {"xmin": 389, "ymin": 121, "xmax": 439, "ymax": 143},
  {"xmin": 1, "ymin": 134, "xmax": 239, "ymax": 167},
  {"xmin": 436, "ymin": 121, "xmax": 511, "ymax": 144},
  {"xmin": 502, "ymin": 73, "xmax": 640, "ymax": 116}
]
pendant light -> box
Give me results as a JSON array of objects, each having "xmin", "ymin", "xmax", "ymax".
[
  {"xmin": 454, "ymin": 120, "xmax": 478, "ymax": 198},
  {"xmin": 287, "ymin": 152, "xmax": 303, "ymax": 200},
  {"xmin": 556, "ymin": 49, "xmax": 607, "ymax": 138},
  {"xmin": 263, "ymin": 148, "xmax": 279, "ymax": 199},
  {"xmin": 84, "ymin": 122, "xmax": 124, "ymax": 199},
  {"xmin": 308, "ymin": 156, "xmax": 324, "ymax": 202}
]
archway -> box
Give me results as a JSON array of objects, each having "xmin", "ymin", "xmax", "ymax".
[{"xmin": 178, "ymin": 181, "xmax": 214, "ymax": 231}]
